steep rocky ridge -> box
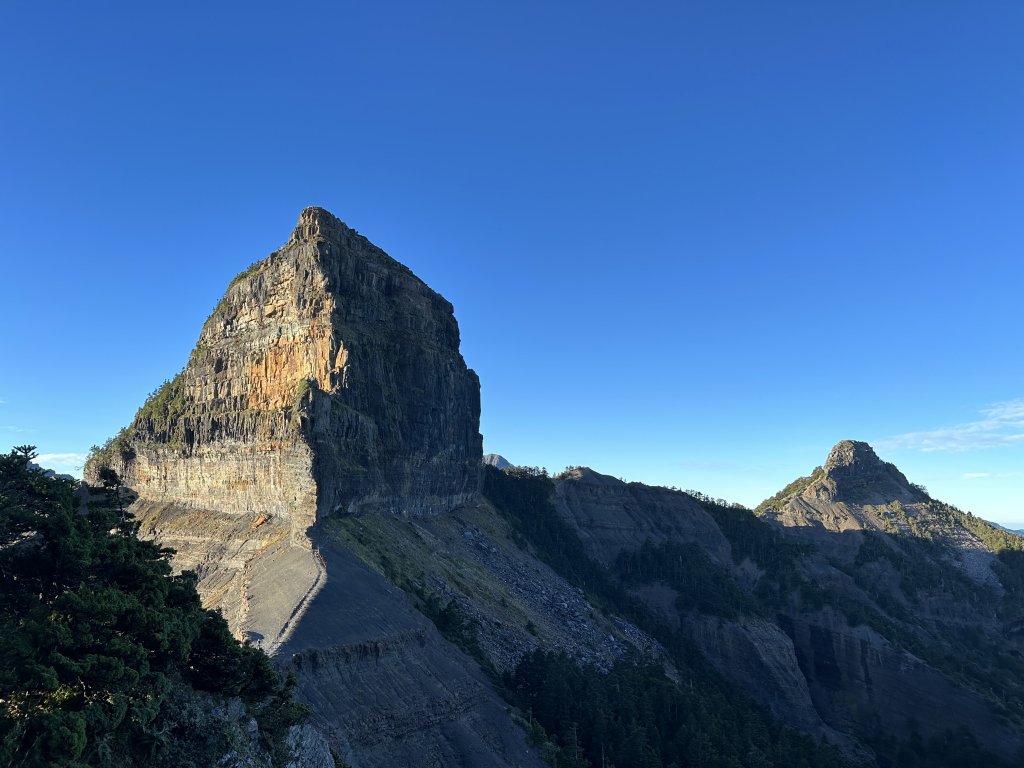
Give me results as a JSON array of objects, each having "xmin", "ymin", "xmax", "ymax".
[
  {"xmin": 87, "ymin": 207, "xmax": 483, "ymax": 643},
  {"xmin": 551, "ymin": 467, "xmax": 857, "ymax": 752},
  {"xmin": 540, "ymin": 446, "xmax": 1024, "ymax": 763},
  {"xmin": 761, "ymin": 440, "xmax": 929, "ymax": 532},
  {"xmin": 552, "ymin": 466, "xmax": 731, "ymax": 565},
  {"xmin": 89, "ymin": 206, "xmax": 481, "ymax": 520},
  {"xmin": 761, "ymin": 440, "xmax": 1001, "ymax": 585},
  {"xmin": 754, "ymin": 441, "xmax": 1024, "ymax": 759}
]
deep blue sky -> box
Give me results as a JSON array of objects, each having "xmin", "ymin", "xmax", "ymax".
[{"xmin": 2, "ymin": 2, "xmax": 1022, "ymax": 524}]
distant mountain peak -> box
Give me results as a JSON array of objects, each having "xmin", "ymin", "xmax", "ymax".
[
  {"xmin": 483, "ymin": 453, "xmax": 512, "ymax": 470},
  {"xmin": 758, "ymin": 440, "xmax": 932, "ymax": 535},
  {"xmin": 818, "ymin": 440, "xmax": 923, "ymax": 505}
]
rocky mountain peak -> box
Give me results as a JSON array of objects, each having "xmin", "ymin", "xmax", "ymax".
[
  {"xmin": 290, "ymin": 205, "xmax": 349, "ymax": 243},
  {"xmin": 818, "ymin": 440, "xmax": 922, "ymax": 504},
  {"xmin": 759, "ymin": 440, "xmax": 929, "ymax": 533},
  {"xmin": 824, "ymin": 439, "xmax": 885, "ymax": 474},
  {"xmin": 86, "ymin": 207, "xmax": 483, "ymax": 645}
]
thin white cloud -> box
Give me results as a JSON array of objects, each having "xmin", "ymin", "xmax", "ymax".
[
  {"xmin": 963, "ymin": 472, "xmax": 991, "ymax": 479},
  {"xmin": 33, "ymin": 453, "xmax": 88, "ymax": 473},
  {"xmin": 3, "ymin": 425, "xmax": 24, "ymax": 432},
  {"xmin": 878, "ymin": 398, "xmax": 1024, "ymax": 452}
]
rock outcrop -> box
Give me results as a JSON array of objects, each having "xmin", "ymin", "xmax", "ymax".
[
  {"xmin": 90, "ymin": 206, "xmax": 481, "ymax": 522},
  {"xmin": 87, "ymin": 207, "xmax": 483, "ymax": 643},
  {"xmin": 544, "ymin": 446, "xmax": 1024, "ymax": 762},
  {"xmin": 85, "ymin": 207, "xmax": 1024, "ymax": 766},
  {"xmin": 82, "ymin": 209, "xmax": 545, "ymax": 768},
  {"xmin": 762, "ymin": 440, "xmax": 930, "ymax": 534},
  {"xmin": 750, "ymin": 441, "xmax": 1024, "ymax": 759}
]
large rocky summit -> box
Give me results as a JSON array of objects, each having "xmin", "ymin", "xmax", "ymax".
[
  {"xmin": 83, "ymin": 210, "xmax": 539, "ymax": 768},
  {"xmin": 88, "ymin": 206, "xmax": 483, "ymax": 645},
  {"xmin": 90, "ymin": 206, "xmax": 481, "ymax": 522}
]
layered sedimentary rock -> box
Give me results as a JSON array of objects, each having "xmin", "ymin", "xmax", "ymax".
[
  {"xmin": 88, "ymin": 208, "xmax": 483, "ymax": 642},
  {"xmin": 81, "ymin": 209, "xmax": 537, "ymax": 768},
  {"xmin": 281, "ymin": 533, "xmax": 545, "ymax": 768},
  {"xmin": 552, "ymin": 466, "xmax": 731, "ymax": 565},
  {"xmin": 92, "ymin": 206, "xmax": 481, "ymax": 522},
  {"xmin": 87, "ymin": 205, "xmax": 1024, "ymax": 765}
]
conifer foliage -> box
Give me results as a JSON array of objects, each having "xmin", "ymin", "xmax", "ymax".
[{"xmin": 0, "ymin": 446, "xmax": 298, "ymax": 767}]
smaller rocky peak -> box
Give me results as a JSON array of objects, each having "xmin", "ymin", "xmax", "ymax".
[
  {"xmin": 816, "ymin": 440, "xmax": 923, "ymax": 505},
  {"xmin": 290, "ymin": 206, "xmax": 349, "ymax": 243}
]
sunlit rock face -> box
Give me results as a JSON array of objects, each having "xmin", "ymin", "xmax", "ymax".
[
  {"xmin": 761, "ymin": 440, "xmax": 931, "ymax": 534},
  {"xmin": 87, "ymin": 207, "xmax": 483, "ymax": 642},
  {"xmin": 110, "ymin": 206, "xmax": 481, "ymax": 519}
]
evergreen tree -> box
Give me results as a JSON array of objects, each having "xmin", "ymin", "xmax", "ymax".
[{"xmin": 0, "ymin": 446, "xmax": 301, "ymax": 767}]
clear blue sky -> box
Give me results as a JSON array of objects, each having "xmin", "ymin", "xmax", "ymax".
[{"xmin": 2, "ymin": 2, "xmax": 1022, "ymax": 525}]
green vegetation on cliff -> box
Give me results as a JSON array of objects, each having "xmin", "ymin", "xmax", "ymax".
[
  {"xmin": 86, "ymin": 373, "xmax": 189, "ymax": 473},
  {"xmin": 0, "ymin": 446, "xmax": 305, "ymax": 767},
  {"xmin": 484, "ymin": 466, "xmax": 1024, "ymax": 768},
  {"xmin": 505, "ymin": 649, "xmax": 847, "ymax": 768},
  {"xmin": 135, "ymin": 371, "xmax": 187, "ymax": 425},
  {"xmin": 482, "ymin": 466, "xmax": 629, "ymax": 609},
  {"xmin": 616, "ymin": 540, "xmax": 755, "ymax": 618},
  {"xmin": 755, "ymin": 466, "xmax": 825, "ymax": 513}
]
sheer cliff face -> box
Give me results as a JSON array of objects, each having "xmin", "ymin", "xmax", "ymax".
[
  {"xmin": 87, "ymin": 207, "xmax": 483, "ymax": 650},
  {"xmin": 105, "ymin": 206, "xmax": 482, "ymax": 523}
]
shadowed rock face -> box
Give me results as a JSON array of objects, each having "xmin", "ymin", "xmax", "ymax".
[
  {"xmin": 552, "ymin": 467, "xmax": 731, "ymax": 565},
  {"xmin": 84, "ymin": 211, "xmax": 1024, "ymax": 766},
  {"xmin": 545, "ymin": 446, "xmax": 1024, "ymax": 762},
  {"xmin": 744, "ymin": 441, "xmax": 1023, "ymax": 760},
  {"xmin": 280, "ymin": 534, "xmax": 545, "ymax": 768}
]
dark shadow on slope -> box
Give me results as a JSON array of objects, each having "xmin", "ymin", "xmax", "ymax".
[{"xmin": 275, "ymin": 525, "xmax": 545, "ymax": 768}]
